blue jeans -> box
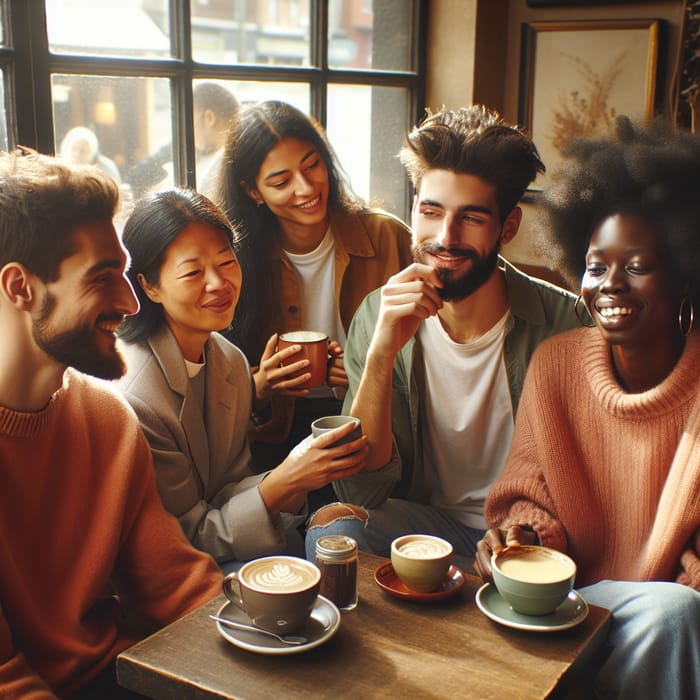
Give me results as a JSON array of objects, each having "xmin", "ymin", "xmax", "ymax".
[
  {"xmin": 305, "ymin": 498, "xmax": 485, "ymax": 573},
  {"xmin": 579, "ymin": 580, "xmax": 700, "ymax": 699}
]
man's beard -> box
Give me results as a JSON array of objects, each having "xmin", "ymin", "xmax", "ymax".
[
  {"xmin": 412, "ymin": 237, "xmax": 501, "ymax": 302},
  {"xmin": 32, "ymin": 292, "xmax": 126, "ymax": 380}
]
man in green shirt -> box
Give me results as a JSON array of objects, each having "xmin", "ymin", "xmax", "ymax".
[{"xmin": 306, "ymin": 106, "xmax": 580, "ymax": 568}]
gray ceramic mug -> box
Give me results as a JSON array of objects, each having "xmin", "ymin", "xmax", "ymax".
[
  {"xmin": 311, "ymin": 415, "xmax": 362, "ymax": 447},
  {"xmin": 222, "ymin": 556, "xmax": 321, "ymax": 634}
]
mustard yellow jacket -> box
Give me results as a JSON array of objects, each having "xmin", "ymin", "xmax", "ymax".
[{"xmin": 253, "ymin": 207, "xmax": 413, "ymax": 444}]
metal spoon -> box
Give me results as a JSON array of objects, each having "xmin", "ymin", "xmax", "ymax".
[{"xmin": 209, "ymin": 615, "xmax": 308, "ymax": 645}]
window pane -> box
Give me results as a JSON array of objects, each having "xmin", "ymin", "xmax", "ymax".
[
  {"xmin": 0, "ymin": 71, "xmax": 7, "ymax": 150},
  {"xmin": 0, "ymin": 0, "xmax": 6, "ymax": 47},
  {"xmin": 192, "ymin": 78, "xmax": 309, "ymax": 195},
  {"xmin": 52, "ymin": 74, "xmax": 173, "ymax": 228},
  {"xmin": 46, "ymin": 0, "xmax": 171, "ymax": 57},
  {"xmin": 191, "ymin": 0, "xmax": 310, "ymax": 66},
  {"xmin": 327, "ymin": 84, "xmax": 409, "ymax": 218},
  {"xmin": 328, "ymin": 0, "xmax": 413, "ymax": 71}
]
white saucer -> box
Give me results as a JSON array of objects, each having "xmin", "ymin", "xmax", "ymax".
[
  {"xmin": 475, "ymin": 583, "xmax": 589, "ymax": 632},
  {"xmin": 214, "ymin": 596, "xmax": 341, "ymax": 655}
]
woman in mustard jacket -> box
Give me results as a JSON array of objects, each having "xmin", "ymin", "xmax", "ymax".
[{"xmin": 214, "ymin": 101, "xmax": 412, "ymax": 490}]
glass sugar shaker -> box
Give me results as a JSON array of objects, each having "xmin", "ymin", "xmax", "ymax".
[{"xmin": 314, "ymin": 535, "xmax": 359, "ymax": 611}]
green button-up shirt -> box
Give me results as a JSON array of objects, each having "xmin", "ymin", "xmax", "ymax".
[{"xmin": 334, "ymin": 258, "xmax": 580, "ymax": 509}]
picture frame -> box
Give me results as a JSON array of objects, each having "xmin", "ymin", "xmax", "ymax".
[
  {"xmin": 518, "ymin": 19, "xmax": 661, "ymax": 188},
  {"xmin": 526, "ymin": 1, "xmax": 637, "ymax": 6}
]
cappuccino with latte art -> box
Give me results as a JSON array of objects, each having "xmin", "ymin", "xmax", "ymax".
[
  {"xmin": 391, "ymin": 534, "xmax": 454, "ymax": 593},
  {"xmin": 243, "ymin": 558, "xmax": 319, "ymax": 594},
  {"xmin": 397, "ymin": 537, "xmax": 452, "ymax": 559},
  {"xmin": 223, "ymin": 556, "xmax": 321, "ymax": 634}
]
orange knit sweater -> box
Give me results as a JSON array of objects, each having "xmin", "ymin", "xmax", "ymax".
[
  {"xmin": 0, "ymin": 370, "xmax": 222, "ymax": 698},
  {"xmin": 486, "ymin": 328, "xmax": 700, "ymax": 589}
]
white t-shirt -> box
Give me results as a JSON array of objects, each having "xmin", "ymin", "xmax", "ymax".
[
  {"xmin": 283, "ymin": 228, "xmax": 345, "ymax": 399},
  {"xmin": 418, "ymin": 311, "xmax": 513, "ymax": 529},
  {"xmin": 184, "ymin": 358, "xmax": 205, "ymax": 379}
]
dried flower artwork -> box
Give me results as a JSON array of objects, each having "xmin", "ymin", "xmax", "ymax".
[{"xmin": 550, "ymin": 52, "xmax": 626, "ymax": 154}]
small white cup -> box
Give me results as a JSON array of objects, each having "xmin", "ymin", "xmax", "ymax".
[{"xmin": 391, "ymin": 534, "xmax": 453, "ymax": 593}]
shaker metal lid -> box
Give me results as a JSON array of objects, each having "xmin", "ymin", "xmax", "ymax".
[{"xmin": 315, "ymin": 535, "xmax": 358, "ymax": 558}]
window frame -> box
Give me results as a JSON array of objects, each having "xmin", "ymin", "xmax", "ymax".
[{"xmin": 7, "ymin": 0, "xmax": 427, "ymax": 208}]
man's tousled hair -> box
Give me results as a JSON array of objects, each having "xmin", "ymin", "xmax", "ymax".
[
  {"xmin": 0, "ymin": 148, "xmax": 119, "ymax": 281},
  {"xmin": 399, "ymin": 105, "xmax": 545, "ymax": 222}
]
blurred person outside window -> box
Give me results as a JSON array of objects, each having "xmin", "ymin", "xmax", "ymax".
[
  {"xmin": 59, "ymin": 125, "xmax": 122, "ymax": 184},
  {"xmin": 193, "ymin": 83, "xmax": 239, "ymax": 199}
]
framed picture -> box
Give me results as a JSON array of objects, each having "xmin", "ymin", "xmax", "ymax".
[
  {"xmin": 519, "ymin": 19, "xmax": 661, "ymax": 188},
  {"xmin": 526, "ymin": 1, "xmax": 637, "ymax": 6}
]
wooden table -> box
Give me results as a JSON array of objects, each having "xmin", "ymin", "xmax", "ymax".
[{"xmin": 117, "ymin": 552, "xmax": 610, "ymax": 700}]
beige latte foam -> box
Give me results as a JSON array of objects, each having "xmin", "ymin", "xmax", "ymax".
[
  {"xmin": 398, "ymin": 539, "xmax": 451, "ymax": 559},
  {"xmin": 499, "ymin": 550, "xmax": 574, "ymax": 583},
  {"xmin": 279, "ymin": 330, "xmax": 327, "ymax": 343},
  {"xmin": 244, "ymin": 561, "xmax": 318, "ymax": 593}
]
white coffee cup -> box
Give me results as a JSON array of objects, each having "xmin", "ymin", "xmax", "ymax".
[{"xmin": 391, "ymin": 534, "xmax": 453, "ymax": 593}]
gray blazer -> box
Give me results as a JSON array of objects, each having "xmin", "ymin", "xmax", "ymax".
[{"xmin": 116, "ymin": 326, "xmax": 285, "ymax": 562}]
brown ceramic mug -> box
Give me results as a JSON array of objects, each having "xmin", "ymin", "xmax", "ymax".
[{"xmin": 277, "ymin": 331, "xmax": 329, "ymax": 388}]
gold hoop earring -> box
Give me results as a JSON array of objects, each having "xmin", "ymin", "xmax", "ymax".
[
  {"xmin": 574, "ymin": 295, "xmax": 595, "ymax": 327},
  {"xmin": 679, "ymin": 296, "xmax": 695, "ymax": 337}
]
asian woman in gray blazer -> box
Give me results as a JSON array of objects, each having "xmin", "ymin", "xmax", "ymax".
[{"xmin": 115, "ymin": 189, "xmax": 367, "ymax": 572}]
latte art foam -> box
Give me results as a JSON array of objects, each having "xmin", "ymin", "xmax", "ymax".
[
  {"xmin": 398, "ymin": 539, "xmax": 450, "ymax": 559},
  {"xmin": 244, "ymin": 560, "xmax": 318, "ymax": 593}
]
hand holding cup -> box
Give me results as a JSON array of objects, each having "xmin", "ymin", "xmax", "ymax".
[
  {"xmin": 264, "ymin": 418, "xmax": 367, "ymax": 507},
  {"xmin": 326, "ymin": 340, "xmax": 348, "ymax": 388},
  {"xmin": 473, "ymin": 525, "xmax": 539, "ymax": 582},
  {"xmin": 311, "ymin": 415, "xmax": 362, "ymax": 447},
  {"xmin": 277, "ymin": 331, "xmax": 329, "ymax": 388},
  {"xmin": 490, "ymin": 545, "xmax": 576, "ymax": 616},
  {"xmin": 254, "ymin": 333, "xmax": 319, "ymax": 400}
]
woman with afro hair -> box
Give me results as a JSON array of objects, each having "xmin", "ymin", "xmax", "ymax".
[{"xmin": 475, "ymin": 118, "xmax": 700, "ymax": 699}]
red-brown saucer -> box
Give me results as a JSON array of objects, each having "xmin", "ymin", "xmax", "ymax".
[{"xmin": 374, "ymin": 562, "xmax": 466, "ymax": 601}]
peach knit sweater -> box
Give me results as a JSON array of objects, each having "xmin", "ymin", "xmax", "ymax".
[
  {"xmin": 0, "ymin": 370, "xmax": 222, "ymax": 698},
  {"xmin": 486, "ymin": 328, "xmax": 700, "ymax": 589}
]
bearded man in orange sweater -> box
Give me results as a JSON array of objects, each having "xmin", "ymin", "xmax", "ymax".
[{"xmin": 0, "ymin": 148, "xmax": 222, "ymax": 699}]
